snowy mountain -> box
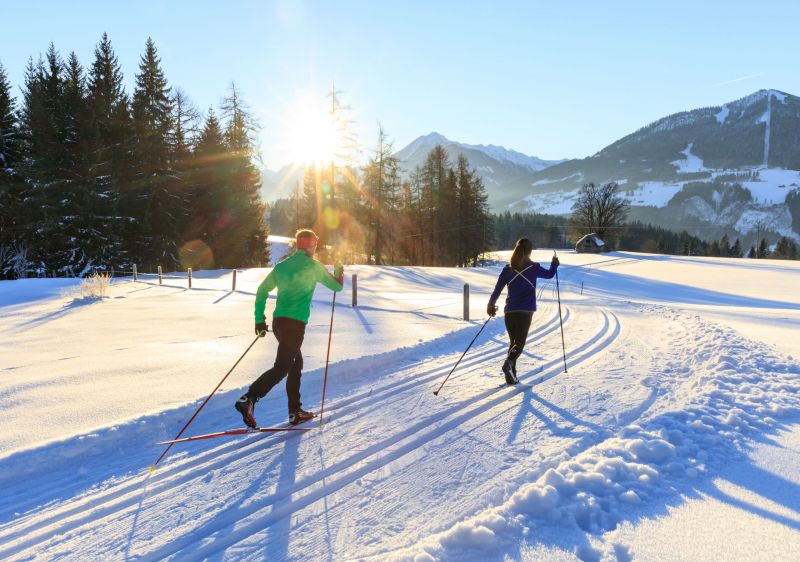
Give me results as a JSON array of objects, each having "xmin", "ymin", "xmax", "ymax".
[
  {"xmin": 259, "ymin": 133, "xmax": 563, "ymax": 205},
  {"xmin": 505, "ymin": 90, "xmax": 800, "ymax": 243},
  {"xmin": 394, "ymin": 132, "xmax": 564, "ymax": 189}
]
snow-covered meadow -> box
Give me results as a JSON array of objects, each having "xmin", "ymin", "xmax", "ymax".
[{"xmin": 1, "ymin": 251, "xmax": 798, "ymax": 561}]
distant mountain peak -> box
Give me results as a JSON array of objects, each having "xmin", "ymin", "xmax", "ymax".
[
  {"xmin": 395, "ymin": 133, "xmax": 563, "ymax": 181},
  {"xmin": 419, "ymin": 131, "xmax": 449, "ymax": 143}
]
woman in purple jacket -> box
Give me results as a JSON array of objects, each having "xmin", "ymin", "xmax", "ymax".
[{"xmin": 487, "ymin": 238, "xmax": 559, "ymax": 384}]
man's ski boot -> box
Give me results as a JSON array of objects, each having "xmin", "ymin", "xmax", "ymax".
[
  {"xmin": 502, "ymin": 359, "xmax": 518, "ymax": 385},
  {"xmin": 235, "ymin": 395, "xmax": 258, "ymax": 429},
  {"xmin": 289, "ymin": 408, "xmax": 316, "ymax": 426}
]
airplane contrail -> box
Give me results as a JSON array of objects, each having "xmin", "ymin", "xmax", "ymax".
[{"xmin": 710, "ymin": 73, "xmax": 761, "ymax": 87}]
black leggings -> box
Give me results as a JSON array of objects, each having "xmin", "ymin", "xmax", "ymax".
[
  {"xmin": 504, "ymin": 311, "xmax": 533, "ymax": 364},
  {"xmin": 248, "ymin": 316, "xmax": 306, "ymax": 412}
]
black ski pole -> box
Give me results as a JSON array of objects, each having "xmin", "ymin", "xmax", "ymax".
[
  {"xmin": 554, "ymin": 251, "xmax": 567, "ymax": 373},
  {"xmin": 433, "ymin": 316, "xmax": 492, "ymax": 396},
  {"xmin": 319, "ymin": 291, "xmax": 337, "ymax": 427},
  {"xmin": 150, "ymin": 333, "xmax": 264, "ymax": 470}
]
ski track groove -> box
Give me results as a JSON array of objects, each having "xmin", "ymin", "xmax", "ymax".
[
  {"xmin": 0, "ymin": 305, "xmax": 564, "ymax": 552},
  {"xmin": 1, "ymin": 304, "xmax": 622, "ymax": 561},
  {"xmin": 130, "ymin": 309, "xmax": 619, "ymax": 562}
]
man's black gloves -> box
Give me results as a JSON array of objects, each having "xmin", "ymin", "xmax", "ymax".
[
  {"xmin": 551, "ymin": 256, "xmax": 560, "ymax": 268},
  {"xmin": 255, "ymin": 321, "xmax": 269, "ymax": 337},
  {"xmin": 487, "ymin": 303, "xmax": 498, "ymax": 317}
]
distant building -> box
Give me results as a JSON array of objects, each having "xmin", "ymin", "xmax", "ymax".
[{"xmin": 575, "ymin": 233, "xmax": 605, "ymax": 253}]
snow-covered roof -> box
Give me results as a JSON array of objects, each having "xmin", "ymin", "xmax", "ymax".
[{"xmin": 576, "ymin": 233, "xmax": 605, "ymax": 246}]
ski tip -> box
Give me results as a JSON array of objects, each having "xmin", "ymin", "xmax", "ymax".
[{"xmin": 148, "ymin": 465, "xmax": 156, "ymax": 472}]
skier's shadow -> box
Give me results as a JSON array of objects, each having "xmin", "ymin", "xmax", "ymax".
[
  {"xmin": 507, "ymin": 389, "xmax": 602, "ymax": 444},
  {"xmin": 135, "ymin": 438, "xmax": 287, "ymax": 561},
  {"xmin": 508, "ymin": 390, "xmax": 571, "ymax": 444},
  {"xmin": 264, "ymin": 434, "xmax": 302, "ymax": 560}
]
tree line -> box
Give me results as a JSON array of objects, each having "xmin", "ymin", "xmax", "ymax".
[
  {"xmin": 269, "ymin": 136, "xmax": 493, "ymax": 267},
  {"xmin": 486, "ymin": 181, "xmax": 800, "ymax": 259},
  {"xmin": 0, "ymin": 35, "xmax": 267, "ymax": 279}
]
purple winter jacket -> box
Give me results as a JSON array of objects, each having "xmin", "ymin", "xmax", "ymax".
[{"xmin": 488, "ymin": 259, "xmax": 558, "ymax": 313}]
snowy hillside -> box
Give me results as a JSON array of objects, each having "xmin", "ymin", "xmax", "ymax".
[
  {"xmin": 504, "ymin": 90, "xmax": 800, "ymax": 243},
  {"xmin": 394, "ymin": 132, "xmax": 563, "ymax": 192},
  {"xmin": 1, "ymin": 254, "xmax": 799, "ymax": 560}
]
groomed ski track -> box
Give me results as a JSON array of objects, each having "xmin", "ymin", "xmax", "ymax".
[
  {"xmin": 0, "ymin": 293, "xmax": 639, "ymax": 561},
  {"xmin": 2, "ymin": 255, "xmax": 799, "ymax": 561}
]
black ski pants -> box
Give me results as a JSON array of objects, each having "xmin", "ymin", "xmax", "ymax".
[
  {"xmin": 505, "ymin": 311, "xmax": 533, "ymax": 364},
  {"xmin": 248, "ymin": 316, "xmax": 306, "ymax": 413}
]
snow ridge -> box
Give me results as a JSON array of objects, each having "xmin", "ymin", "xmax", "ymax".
[{"xmin": 395, "ymin": 307, "xmax": 800, "ymax": 561}]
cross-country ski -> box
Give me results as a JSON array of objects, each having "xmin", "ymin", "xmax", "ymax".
[{"xmin": 157, "ymin": 427, "xmax": 314, "ymax": 446}]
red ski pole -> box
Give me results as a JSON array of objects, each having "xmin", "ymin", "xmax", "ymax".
[
  {"xmin": 150, "ymin": 333, "xmax": 263, "ymax": 470},
  {"xmin": 318, "ymin": 291, "xmax": 337, "ymax": 426}
]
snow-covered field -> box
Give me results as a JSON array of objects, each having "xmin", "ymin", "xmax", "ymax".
[{"xmin": 1, "ymin": 251, "xmax": 799, "ymax": 561}]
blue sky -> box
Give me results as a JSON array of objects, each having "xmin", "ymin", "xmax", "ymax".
[{"xmin": 2, "ymin": 0, "xmax": 798, "ymax": 168}]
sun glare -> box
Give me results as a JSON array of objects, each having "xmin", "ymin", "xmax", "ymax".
[{"xmin": 278, "ymin": 92, "xmax": 343, "ymax": 166}]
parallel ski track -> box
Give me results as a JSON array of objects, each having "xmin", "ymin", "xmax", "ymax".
[
  {"xmin": 145, "ymin": 308, "xmax": 620, "ymax": 562},
  {"xmin": 0, "ymin": 305, "xmax": 565, "ymax": 552},
  {"xmin": 1, "ymin": 304, "xmax": 621, "ymax": 561}
]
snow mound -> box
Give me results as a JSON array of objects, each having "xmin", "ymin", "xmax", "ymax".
[{"xmin": 396, "ymin": 311, "xmax": 800, "ymax": 561}]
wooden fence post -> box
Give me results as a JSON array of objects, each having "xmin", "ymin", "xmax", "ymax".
[
  {"xmin": 463, "ymin": 283, "xmax": 470, "ymax": 321},
  {"xmin": 232, "ymin": 269, "xmax": 237, "ymax": 291},
  {"xmin": 352, "ymin": 273, "xmax": 357, "ymax": 307},
  {"xmin": 158, "ymin": 265, "xmax": 163, "ymax": 285},
  {"xmin": 133, "ymin": 264, "xmax": 138, "ymax": 281},
  {"xmin": 188, "ymin": 267, "xmax": 192, "ymax": 289}
]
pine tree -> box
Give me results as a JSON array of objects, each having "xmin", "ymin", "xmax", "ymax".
[
  {"xmin": 0, "ymin": 61, "xmax": 27, "ymax": 277},
  {"xmin": 758, "ymin": 238, "xmax": 769, "ymax": 258},
  {"xmin": 87, "ymin": 33, "xmax": 132, "ymax": 269},
  {"xmin": 182, "ymin": 109, "xmax": 226, "ymax": 268},
  {"xmin": 730, "ymin": 238, "xmax": 742, "ymax": 258},
  {"xmin": 421, "ymin": 145, "xmax": 450, "ymax": 265},
  {"xmin": 363, "ymin": 125, "xmax": 399, "ymax": 264},
  {"xmin": 55, "ymin": 51, "xmax": 97, "ymax": 274},
  {"xmin": 171, "ymin": 87, "xmax": 199, "ymax": 160},
  {"xmin": 773, "ymin": 237, "xmax": 798, "ymax": 259},
  {"xmin": 0, "ymin": 62, "xmax": 20, "ymax": 168},
  {"xmin": 454, "ymin": 154, "xmax": 491, "ymax": 266},
  {"xmin": 131, "ymin": 37, "xmax": 181, "ymax": 268},
  {"xmin": 17, "ymin": 49, "xmax": 68, "ymax": 273},
  {"xmin": 719, "ymin": 233, "xmax": 730, "ymax": 257},
  {"xmin": 219, "ymin": 83, "xmax": 268, "ymax": 267}
]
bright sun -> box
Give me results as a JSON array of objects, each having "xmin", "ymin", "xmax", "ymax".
[{"xmin": 278, "ymin": 92, "xmax": 342, "ymax": 165}]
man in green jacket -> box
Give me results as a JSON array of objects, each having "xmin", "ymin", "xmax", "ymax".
[{"xmin": 236, "ymin": 229, "xmax": 343, "ymax": 427}]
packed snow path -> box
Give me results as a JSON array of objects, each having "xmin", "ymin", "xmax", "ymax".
[{"xmin": 1, "ymin": 252, "xmax": 798, "ymax": 561}]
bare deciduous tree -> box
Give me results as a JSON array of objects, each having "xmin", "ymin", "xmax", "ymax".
[{"xmin": 569, "ymin": 182, "xmax": 630, "ymax": 246}]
